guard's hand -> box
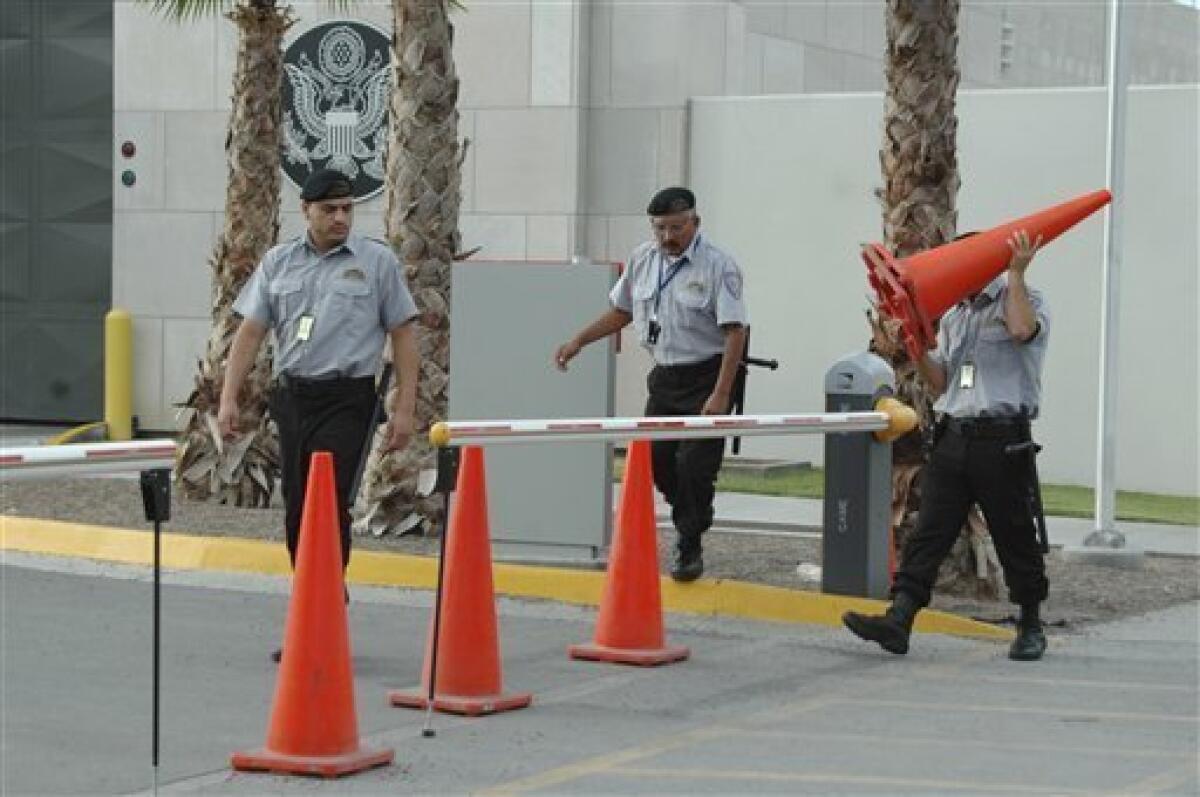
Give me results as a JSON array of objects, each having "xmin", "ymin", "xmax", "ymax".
[
  {"xmin": 1007, "ymin": 229, "xmax": 1042, "ymax": 278},
  {"xmin": 383, "ymin": 411, "xmax": 415, "ymax": 453},
  {"xmin": 553, "ymin": 340, "xmax": 581, "ymax": 371},
  {"xmin": 701, "ymin": 390, "xmax": 731, "ymax": 416},
  {"xmin": 216, "ymin": 399, "xmax": 239, "ymax": 440}
]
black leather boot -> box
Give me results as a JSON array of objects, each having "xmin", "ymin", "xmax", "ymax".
[
  {"xmin": 1009, "ymin": 603, "xmax": 1047, "ymax": 661},
  {"xmin": 670, "ymin": 545, "xmax": 704, "ymax": 582},
  {"xmin": 842, "ymin": 591, "xmax": 920, "ymax": 655}
]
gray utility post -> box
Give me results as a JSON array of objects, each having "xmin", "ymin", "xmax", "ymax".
[
  {"xmin": 822, "ymin": 351, "xmax": 896, "ymax": 599},
  {"xmin": 1067, "ymin": 0, "xmax": 1144, "ymax": 569}
]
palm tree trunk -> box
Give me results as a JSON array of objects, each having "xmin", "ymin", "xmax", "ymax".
[
  {"xmin": 175, "ymin": 2, "xmax": 291, "ymax": 507},
  {"xmin": 357, "ymin": 0, "xmax": 461, "ymax": 536},
  {"xmin": 875, "ymin": 0, "xmax": 1002, "ymax": 598}
]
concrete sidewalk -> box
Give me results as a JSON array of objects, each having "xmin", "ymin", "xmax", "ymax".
[{"xmin": 658, "ymin": 491, "xmax": 1200, "ymax": 558}]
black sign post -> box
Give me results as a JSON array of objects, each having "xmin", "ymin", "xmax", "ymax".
[{"xmin": 139, "ymin": 468, "xmax": 171, "ymax": 792}]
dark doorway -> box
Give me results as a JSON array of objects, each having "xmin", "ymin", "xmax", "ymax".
[{"xmin": 1, "ymin": 0, "xmax": 112, "ymax": 422}]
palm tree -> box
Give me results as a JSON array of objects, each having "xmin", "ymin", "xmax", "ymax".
[
  {"xmin": 355, "ymin": 0, "xmax": 462, "ymax": 536},
  {"xmin": 873, "ymin": 0, "xmax": 1002, "ymax": 597},
  {"xmin": 144, "ymin": 0, "xmax": 296, "ymax": 507}
]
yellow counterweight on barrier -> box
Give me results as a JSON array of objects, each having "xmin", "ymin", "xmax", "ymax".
[
  {"xmin": 105, "ymin": 308, "xmax": 133, "ymax": 441},
  {"xmin": 872, "ymin": 396, "xmax": 919, "ymax": 443}
]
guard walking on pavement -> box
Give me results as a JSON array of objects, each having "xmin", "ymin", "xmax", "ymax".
[
  {"xmin": 845, "ymin": 230, "xmax": 1053, "ymax": 661},
  {"xmin": 554, "ymin": 187, "xmax": 748, "ymax": 582},
  {"xmin": 218, "ymin": 169, "xmax": 420, "ymax": 659}
]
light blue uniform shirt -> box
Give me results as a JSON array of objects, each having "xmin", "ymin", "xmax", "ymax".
[
  {"xmin": 233, "ymin": 233, "xmax": 418, "ymax": 379},
  {"xmin": 610, "ymin": 233, "xmax": 748, "ymax": 366},
  {"xmin": 931, "ymin": 274, "xmax": 1050, "ymax": 419}
]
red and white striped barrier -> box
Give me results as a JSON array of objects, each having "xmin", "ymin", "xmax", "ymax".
[
  {"xmin": 0, "ymin": 439, "xmax": 176, "ymax": 480},
  {"xmin": 429, "ymin": 411, "xmax": 893, "ymax": 447}
]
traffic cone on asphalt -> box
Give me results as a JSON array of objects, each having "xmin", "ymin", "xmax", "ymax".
[
  {"xmin": 863, "ymin": 188, "xmax": 1112, "ymax": 362},
  {"xmin": 569, "ymin": 439, "xmax": 690, "ymax": 666},
  {"xmin": 232, "ymin": 452, "xmax": 392, "ymax": 778},
  {"xmin": 389, "ymin": 446, "xmax": 532, "ymax": 716}
]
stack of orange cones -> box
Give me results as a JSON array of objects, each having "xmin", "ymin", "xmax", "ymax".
[
  {"xmin": 863, "ymin": 188, "xmax": 1112, "ymax": 362},
  {"xmin": 569, "ymin": 439, "xmax": 690, "ymax": 666},
  {"xmin": 232, "ymin": 451, "xmax": 392, "ymax": 777},
  {"xmin": 389, "ymin": 446, "xmax": 532, "ymax": 716}
]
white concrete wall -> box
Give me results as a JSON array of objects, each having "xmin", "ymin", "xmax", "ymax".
[
  {"xmin": 688, "ymin": 85, "xmax": 1198, "ymax": 495},
  {"xmin": 112, "ymin": 0, "xmax": 1199, "ymax": 498},
  {"xmin": 113, "ymin": 0, "xmax": 591, "ymax": 430}
]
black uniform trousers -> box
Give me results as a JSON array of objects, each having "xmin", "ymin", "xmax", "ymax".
[
  {"xmin": 268, "ymin": 375, "xmax": 376, "ymax": 568},
  {"xmin": 644, "ymin": 355, "xmax": 725, "ymax": 553},
  {"xmin": 892, "ymin": 417, "xmax": 1049, "ymax": 608}
]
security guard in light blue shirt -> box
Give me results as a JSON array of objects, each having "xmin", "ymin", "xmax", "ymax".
[
  {"xmin": 930, "ymin": 273, "xmax": 1050, "ymax": 420},
  {"xmin": 845, "ymin": 230, "xmax": 1053, "ymax": 662},
  {"xmin": 555, "ymin": 187, "xmax": 748, "ymax": 582},
  {"xmin": 219, "ymin": 169, "xmax": 420, "ymax": 597}
]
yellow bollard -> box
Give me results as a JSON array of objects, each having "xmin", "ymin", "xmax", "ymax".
[{"xmin": 105, "ymin": 308, "xmax": 133, "ymax": 441}]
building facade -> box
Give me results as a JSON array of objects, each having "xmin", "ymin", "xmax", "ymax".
[{"xmin": 3, "ymin": 0, "xmax": 1197, "ymax": 491}]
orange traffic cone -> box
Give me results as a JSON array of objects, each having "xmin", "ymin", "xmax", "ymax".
[
  {"xmin": 864, "ymin": 188, "xmax": 1111, "ymax": 362},
  {"xmin": 569, "ymin": 439, "xmax": 690, "ymax": 666},
  {"xmin": 232, "ymin": 452, "xmax": 392, "ymax": 777},
  {"xmin": 389, "ymin": 446, "xmax": 532, "ymax": 716}
]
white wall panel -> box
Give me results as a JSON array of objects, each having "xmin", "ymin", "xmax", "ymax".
[
  {"xmin": 114, "ymin": 4, "xmax": 216, "ymax": 111},
  {"xmin": 689, "ymin": 86, "xmax": 1199, "ymax": 494},
  {"xmin": 113, "ymin": 211, "xmax": 216, "ymax": 319},
  {"xmin": 474, "ymin": 108, "xmax": 578, "ymax": 214},
  {"xmin": 455, "ymin": 0, "xmax": 531, "ymax": 108},
  {"xmin": 163, "ymin": 112, "xmax": 227, "ymax": 212},
  {"xmin": 113, "ymin": 112, "xmax": 164, "ymax": 210}
]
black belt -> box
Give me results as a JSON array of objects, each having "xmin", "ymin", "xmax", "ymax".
[
  {"xmin": 653, "ymin": 354, "xmax": 722, "ymax": 376},
  {"xmin": 274, "ymin": 373, "xmax": 374, "ymax": 394},
  {"xmin": 942, "ymin": 415, "xmax": 1030, "ymax": 438}
]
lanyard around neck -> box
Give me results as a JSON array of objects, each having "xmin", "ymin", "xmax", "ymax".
[{"xmin": 654, "ymin": 254, "xmax": 687, "ymax": 316}]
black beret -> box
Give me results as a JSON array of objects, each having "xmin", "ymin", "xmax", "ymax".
[
  {"xmin": 301, "ymin": 168, "xmax": 354, "ymax": 202},
  {"xmin": 646, "ymin": 186, "xmax": 696, "ymax": 216}
]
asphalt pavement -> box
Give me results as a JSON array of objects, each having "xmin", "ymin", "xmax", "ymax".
[{"xmin": 3, "ymin": 552, "xmax": 1196, "ymax": 796}]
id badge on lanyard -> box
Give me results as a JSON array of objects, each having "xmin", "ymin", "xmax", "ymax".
[
  {"xmin": 959, "ymin": 362, "xmax": 975, "ymax": 389},
  {"xmin": 297, "ymin": 315, "xmax": 314, "ymax": 342}
]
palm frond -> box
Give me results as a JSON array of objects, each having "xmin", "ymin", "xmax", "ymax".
[
  {"xmin": 139, "ymin": 0, "xmax": 233, "ymax": 22},
  {"xmin": 141, "ymin": 0, "xmax": 355, "ymax": 23}
]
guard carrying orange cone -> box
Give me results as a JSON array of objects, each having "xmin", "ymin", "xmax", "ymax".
[
  {"xmin": 231, "ymin": 451, "xmax": 392, "ymax": 778},
  {"xmin": 863, "ymin": 188, "xmax": 1111, "ymax": 362},
  {"xmin": 569, "ymin": 439, "xmax": 690, "ymax": 666},
  {"xmin": 389, "ymin": 445, "xmax": 532, "ymax": 716}
]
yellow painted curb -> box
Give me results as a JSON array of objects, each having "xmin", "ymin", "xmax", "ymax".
[{"xmin": 1, "ymin": 515, "xmax": 1011, "ymax": 642}]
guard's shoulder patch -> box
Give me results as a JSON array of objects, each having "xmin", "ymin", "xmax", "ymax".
[{"xmin": 722, "ymin": 269, "xmax": 743, "ymax": 300}]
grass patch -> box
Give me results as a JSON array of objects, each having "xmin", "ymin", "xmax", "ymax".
[{"xmin": 614, "ymin": 457, "xmax": 1199, "ymax": 526}]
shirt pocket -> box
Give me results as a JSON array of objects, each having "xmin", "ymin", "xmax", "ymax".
[
  {"xmin": 673, "ymin": 278, "xmax": 711, "ymax": 329},
  {"xmin": 631, "ymin": 283, "xmax": 655, "ymax": 341},
  {"xmin": 269, "ymin": 278, "xmax": 305, "ymax": 322},
  {"xmin": 977, "ymin": 320, "xmax": 1013, "ymax": 344},
  {"xmin": 328, "ymin": 277, "xmax": 374, "ymax": 337}
]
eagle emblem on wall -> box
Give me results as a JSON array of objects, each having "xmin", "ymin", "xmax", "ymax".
[{"xmin": 281, "ymin": 22, "xmax": 391, "ymax": 200}]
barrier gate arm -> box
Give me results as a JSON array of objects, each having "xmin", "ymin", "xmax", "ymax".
[{"xmin": 428, "ymin": 404, "xmax": 916, "ymax": 449}]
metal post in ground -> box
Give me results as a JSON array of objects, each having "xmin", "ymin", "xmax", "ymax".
[
  {"xmin": 1069, "ymin": 0, "xmax": 1144, "ymax": 569},
  {"xmin": 422, "ymin": 445, "xmax": 461, "ymax": 738},
  {"xmin": 139, "ymin": 468, "xmax": 171, "ymax": 794}
]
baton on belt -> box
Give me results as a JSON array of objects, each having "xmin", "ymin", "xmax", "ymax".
[
  {"xmin": 730, "ymin": 328, "xmax": 779, "ymax": 454},
  {"xmin": 1004, "ymin": 439, "xmax": 1049, "ymax": 554},
  {"xmin": 349, "ymin": 362, "xmax": 394, "ymax": 502}
]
